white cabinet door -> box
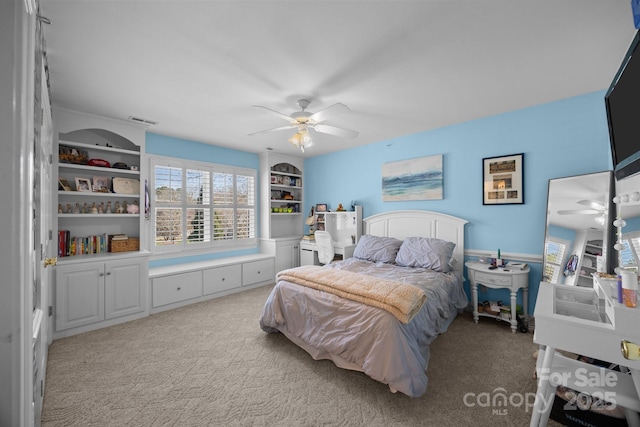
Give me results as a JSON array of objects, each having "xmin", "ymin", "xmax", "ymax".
[
  {"xmin": 105, "ymin": 258, "xmax": 146, "ymax": 319},
  {"xmin": 276, "ymin": 239, "xmax": 300, "ymax": 272},
  {"xmin": 56, "ymin": 256, "xmax": 147, "ymax": 331},
  {"xmin": 55, "ymin": 262, "xmax": 104, "ymax": 331}
]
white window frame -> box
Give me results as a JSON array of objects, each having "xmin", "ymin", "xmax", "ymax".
[
  {"xmin": 620, "ymin": 230, "xmax": 640, "ymax": 271},
  {"xmin": 544, "ymin": 236, "xmax": 571, "ymax": 284},
  {"xmin": 149, "ymin": 155, "xmax": 257, "ymax": 254}
]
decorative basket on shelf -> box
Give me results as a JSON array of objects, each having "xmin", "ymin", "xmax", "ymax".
[
  {"xmin": 110, "ymin": 237, "xmax": 139, "ymax": 253},
  {"xmin": 58, "ymin": 145, "xmax": 88, "ymax": 164}
]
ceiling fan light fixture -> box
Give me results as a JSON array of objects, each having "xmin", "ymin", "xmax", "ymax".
[
  {"xmin": 301, "ymin": 129, "xmax": 313, "ymax": 146},
  {"xmin": 288, "ymin": 132, "xmax": 301, "ymax": 146},
  {"xmin": 251, "ymin": 98, "xmax": 356, "ymax": 153}
]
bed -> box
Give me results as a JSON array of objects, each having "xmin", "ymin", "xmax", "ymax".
[{"xmin": 259, "ymin": 210, "xmax": 469, "ymax": 397}]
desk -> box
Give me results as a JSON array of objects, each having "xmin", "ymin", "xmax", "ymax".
[
  {"xmin": 299, "ymin": 239, "xmax": 355, "ymax": 266},
  {"xmin": 466, "ymin": 261, "xmax": 529, "ymax": 333}
]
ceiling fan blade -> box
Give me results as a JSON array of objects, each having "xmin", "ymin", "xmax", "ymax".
[
  {"xmin": 557, "ymin": 209, "xmax": 602, "ymax": 215},
  {"xmin": 577, "ymin": 199, "xmax": 605, "ymax": 211},
  {"xmin": 309, "ymin": 103, "xmax": 350, "ymax": 123},
  {"xmin": 248, "ymin": 125, "xmax": 296, "ymax": 136},
  {"xmin": 313, "ymin": 124, "xmax": 359, "ymax": 139},
  {"xmin": 252, "ymin": 105, "xmax": 294, "ymax": 123}
]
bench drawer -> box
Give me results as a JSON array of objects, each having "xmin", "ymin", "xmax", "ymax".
[
  {"xmin": 242, "ymin": 259, "xmax": 275, "ymax": 286},
  {"xmin": 203, "ymin": 264, "xmax": 242, "ymax": 295},
  {"xmin": 152, "ymin": 271, "xmax": 202, "ymax": 307}
]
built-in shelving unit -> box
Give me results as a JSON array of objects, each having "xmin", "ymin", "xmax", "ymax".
[
  {"xmin": 54, "ymin": 110, "xmax": 147, "ymax": 259},
  {"xmin": 52, "ymin": 108, "xmax": 149, "ymax": 338},
  {"xmin": 260, "ymin": 152, "xmax": 304, "ymax": 273},
  {"xmin": 577, "ymin": 239, "xmax": 603, "ymax": 287}
]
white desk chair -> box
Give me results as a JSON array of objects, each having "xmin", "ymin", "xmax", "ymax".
[{"xmin": 314, "ymin": 231, "xmax": 335, "ymax": 265}]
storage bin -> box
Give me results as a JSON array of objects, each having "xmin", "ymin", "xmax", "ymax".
[{"xmin": 111, "ymin": 237, "xmax": 139, "ymax": 253}]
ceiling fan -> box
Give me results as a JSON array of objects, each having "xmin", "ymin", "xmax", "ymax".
[
  {"xmin": 249, "ymin": 99, "xmax": 359, "ymax": 152},
  {"xmin": 557, "ymin": 199, "xmax": 606, "ymax": 215}
]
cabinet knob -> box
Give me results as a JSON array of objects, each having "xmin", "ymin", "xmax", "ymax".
[
  {"xmin": 106, "ymin": 271, "xmax": 111, "ymax": 276},
  {"xmin": 221, "ymin": 277, "xmax": 225, "ymax": 281},
  {"xmin": 177, "ymin": 287, "xmax": 181, "ymax": 291},
  {"xmin": 257, "ymin": 271, "xmax": 261, "ymax": 274},
  {"xmin": 99, "ymin": 272, "xmax": 104, "ymax": 277},
  {"xmin": 621, "ymin": 340, "xmax": 640, "ymax": 360}
]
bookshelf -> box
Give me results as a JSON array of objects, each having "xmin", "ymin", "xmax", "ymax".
[
  {"xmin": 260, "ymin": 152, "xmax": 304, "ymax": 273},
  {"xmin": 52, "ymin": 108, "xmax": 149, "ymax": 338}
]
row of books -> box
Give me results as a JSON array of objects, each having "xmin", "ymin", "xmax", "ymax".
[{"xmin": 58, "ymin": 231, "xmax": 127, "ymax": 256}]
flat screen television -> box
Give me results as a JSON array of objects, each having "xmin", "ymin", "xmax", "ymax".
[{"xmin": 605, "ymin": 30, "xmax": 640, "ymax": 181}]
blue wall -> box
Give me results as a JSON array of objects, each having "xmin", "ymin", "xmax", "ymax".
[
  {"xmin": 144, "ymin": 91, "xmax": 614, "ymax": 313},
  {"xmin": 146, "ymin": 132, "xmax": 258, "ymax": 169},
  {"xmin": 304, "ymin": 91, "xmax": 613, "ymax": 313}
]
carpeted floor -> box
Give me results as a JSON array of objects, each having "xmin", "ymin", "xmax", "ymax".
[{"xmin": 41, "ymin": 284, "xmax": 551, "ymax": 426}]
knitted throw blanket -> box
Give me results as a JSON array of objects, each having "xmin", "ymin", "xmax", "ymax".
[{"xmin": 276, "ymin": 265, "xmax": 426, "ymax": 324}]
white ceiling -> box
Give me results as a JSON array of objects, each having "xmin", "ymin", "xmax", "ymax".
[{"xmin": 40, "ymin": 1, "xmax": 637, "ymax": 158}]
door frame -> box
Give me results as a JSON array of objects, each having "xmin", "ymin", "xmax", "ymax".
[{"xmin": 0, "ymin": 1, "xmax": 38, "ymax": 426}]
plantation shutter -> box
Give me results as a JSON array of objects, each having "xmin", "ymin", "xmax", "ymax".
[
  {"xmin": 154, "ymin": 164, "xmax": 183, "ymax": 248},
  {"xmin": 620, "ymin": 233, "xmax": 640, "ymax": 269},
  {"xmin": 544, "ymin": 238, "xmax": 568, "ymax": 284},
  {"xmin": 151, "ymin": 156, "xmax": 257, "ymax": 252},
  {"xmin": 186, "ymin": 168, "xmax": 211, "ymax": 245},
  {"xmin": 236, "ymin": 173, "xmax": 255, "ymax": 240},
  {"xmin": 213, "ymin": 172, "xmax": 234, "ymax": 241}
]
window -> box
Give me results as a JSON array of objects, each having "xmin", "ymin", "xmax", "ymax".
[
  {"xmin": 544, "ymin": 237, "xmax": 570, "ymax": 284},
  {"xmin": 151, "ymin": 156, "xmax": 256, "ymax": 252},
  {"xmin": 619, "ymin": 231, "xmax": 640, "ymax": 271}
]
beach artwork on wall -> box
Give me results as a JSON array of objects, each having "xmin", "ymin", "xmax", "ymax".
[{"xmin": 382, "ymin": 154, "xmax": 443, "ymax": 201}]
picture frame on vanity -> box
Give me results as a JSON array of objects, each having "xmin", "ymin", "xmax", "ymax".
[
  {"xmin": 482, "ymin": 153, "xmax": 524, "ymax": 205},
  {"xmin": 75, "ymin": 177, "xmax": 92, "ymax": 192},
  {"xmin": 315, "ymin": 203, "xmax": 328, "ymax": 212}
]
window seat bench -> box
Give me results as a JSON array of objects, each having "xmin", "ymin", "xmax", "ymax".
[{"xmin": 148, "ymin": 254, "xmax": 275, "ymax": 313}]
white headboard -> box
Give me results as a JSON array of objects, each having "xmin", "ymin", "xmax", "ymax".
[{"xmin": 363, "ymin": 210, "xmax": 468, "ymax": 277}]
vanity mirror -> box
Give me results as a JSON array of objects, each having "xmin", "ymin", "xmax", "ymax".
[
  {"xmin": 542, "ymin": 171, "xmax": 615, "ymax": 286},
  {"xmin": 614, "ymin": 173, "xmax": 640, "ymax": 271}
]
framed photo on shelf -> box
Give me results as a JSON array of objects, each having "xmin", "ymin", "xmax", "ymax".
[
  {"xmin": 315, "ymin": 203, "xmax": 328, "ymax": 212},
  {"xmin": 58, "ymin": 178, "xmax": 72, "ymax": 191},
  {"xmin": 92, "ymin": 176, "xmax": 110, "ymax": 193},
  {"xmin": 482, "ymin": 153, "xmax": 524, "ymax": 205},
  {"xmin": 75, "ymin": 177, "xmax": 92, "ymax": 192}
]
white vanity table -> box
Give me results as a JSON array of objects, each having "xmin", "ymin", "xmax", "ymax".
[{"xmin": 531, "ymin": 275, "xmax": 640, "ymax": 427}]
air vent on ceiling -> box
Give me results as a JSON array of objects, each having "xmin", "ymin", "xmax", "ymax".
[{"xmin": 127, "ymin": 116, "xmax": 158, "ymax": 126}]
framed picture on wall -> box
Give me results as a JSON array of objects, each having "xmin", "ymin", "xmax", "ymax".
[{"xmin": 482, "ymin": 153, "xmax": 524, "ymax": 205}]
